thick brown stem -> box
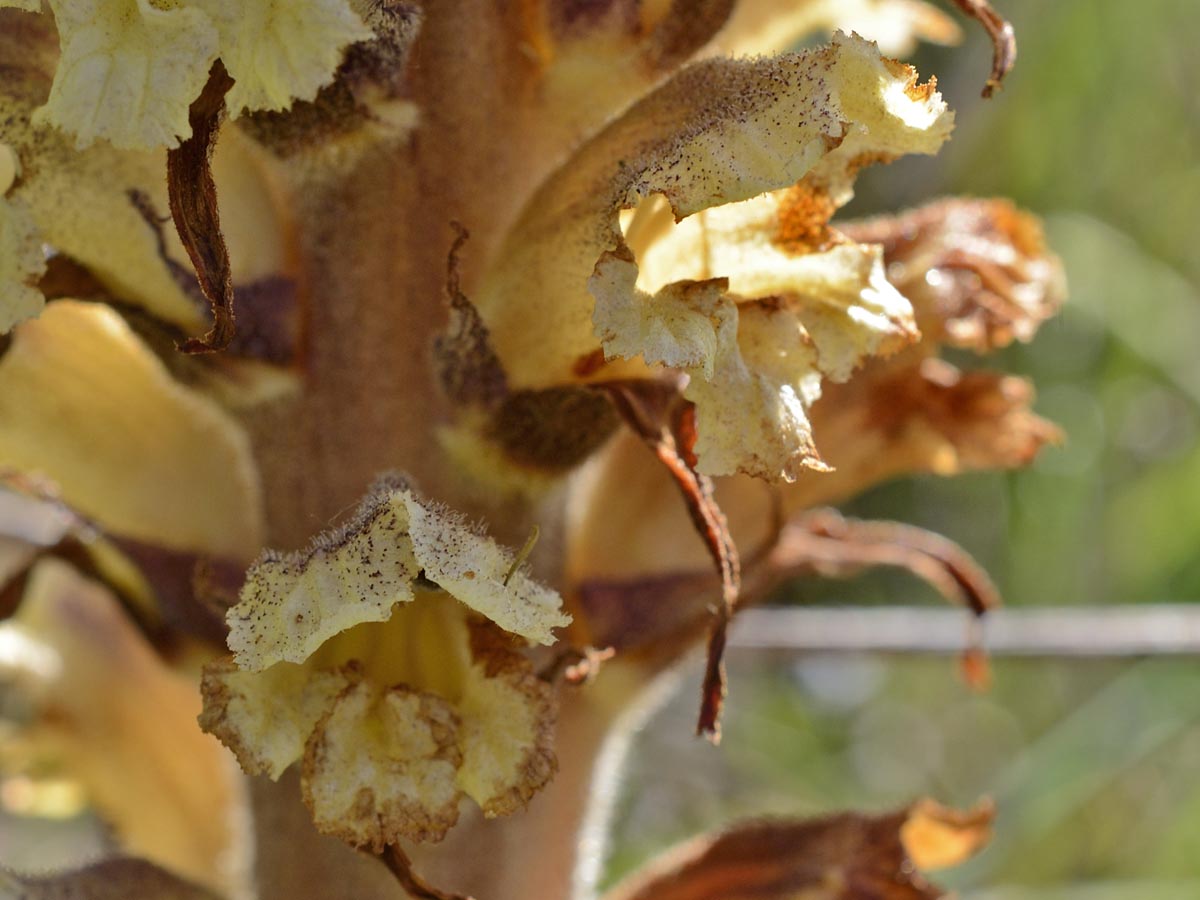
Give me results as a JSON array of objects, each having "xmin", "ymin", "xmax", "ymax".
[
  {"xmin": 237, "ymin": 25, "xmax": 620, "ymax": 900},
  {"xmin": 241, "ymin": 141, "xmax": 451, "ymax": 549},
  {"xmin": 241, "ymin": 0, "xmax": 581, "ymax": 548},
  {"xmin": 237, "ymin": 4, "xmax": 673, "ymax": 896}
]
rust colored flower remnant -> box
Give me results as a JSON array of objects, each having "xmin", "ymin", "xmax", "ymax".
[{"xmin": 0, "ymin": 1, "xmax": 1055, "ymax": 899}]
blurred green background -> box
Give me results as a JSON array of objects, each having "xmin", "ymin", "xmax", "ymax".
[{"xmin": 603, "ymin": 1, "xmax": 1200, "ymax": 896}]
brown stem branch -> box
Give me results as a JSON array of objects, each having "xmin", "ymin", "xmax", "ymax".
[
  {"xmin": 602, "ymin": 382, "xmax": 740, "ymax": 742},
  {"xmin": 947, "ymin": 0, "xmax": 1017, "ymax": 97},
  {"xmin": 380, "ymin": 846, "xmax": 475, "ymax": 900}
]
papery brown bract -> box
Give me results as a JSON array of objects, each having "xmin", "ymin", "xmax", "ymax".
[{"xmin": 603, "ymin": 800, "xmax": 993, "ymax": 900}]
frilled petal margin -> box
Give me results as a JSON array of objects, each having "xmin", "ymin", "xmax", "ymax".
[
  {"xmin": 202, "ymin": 478, "xmax": 566, "ymax": 848},
  {"xmin": 473, "ymin": 32, "xmax": 953, "ymax": 481},
  {"xmin": 5, "ymin": 0, "xmax": 369, "ymax": 150},
  {"xmin": 193, "ymin": 0, "xmax": 371, "ymax": 117},
  {"xmin": 225, "ymin": 475, "xmax": 567, "ymax": 671},
  {"xmin": 565, "ymin": 197, "xmax": 1063, "ymax": 589}
]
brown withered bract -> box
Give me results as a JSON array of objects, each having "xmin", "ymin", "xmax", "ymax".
[
  {"xmin": 169, "ymin": 63, "xmax": 238, "ymax": 355},
  {"xmin": 603, "ymin": 800, "xmax": 994, "ymax": 900}
]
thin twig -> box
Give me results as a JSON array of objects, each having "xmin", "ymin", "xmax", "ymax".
[
  {"xmin": 602, "ymin": 382, "xmax": 740, "ymax": 742},
  {"xmin": 379, "ymin": 845, "xmax": 474, "ymax": 900},
  {"xmin": 947, "ymin": 0, "xmax": 1017, "ymax": 98}
]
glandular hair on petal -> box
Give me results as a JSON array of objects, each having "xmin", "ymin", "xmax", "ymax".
[{"xmin": 226, "ymin": 475, "xmax": 570, "ymax": 672}]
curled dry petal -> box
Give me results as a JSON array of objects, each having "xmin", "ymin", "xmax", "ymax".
[
  {"xmin": 433, "ymin": 224, "xmax": 508, "ymax": 410},
  {"xmin": 790, "ymin": 356, "xmax": 1062, "ymax": 510},
  {"xmin": 602, "ymin": 381, "xmax": 739, "ymax": 738},
  {"xmin": 571, "ymin": 505, "xmax": 1002, "ymax": 662},
  {"xmin": 603, "ymin": 800, "xmax": 993, "ymax": 900},
  {"xmin": 0, "ymin": 20, "xmax": 294, "ymax": 345},
  {"xmin": 475, "ymin": 33, "xmax": 952, "ymax": 480},
  {"xmin": 842, "ymin": 198, "xmax": 1066, "ymax": 352},
  {"xmin": 0, "ymin": 302, "xmax": 263, "ymax": 559},
  {"xmin": 226, "ymin": 475, "xmax": 568, "ymax": 672},
  {"xmin": 567, "ymin": 194, "xmax": 1063, "ymax": 598},
  {"xmin": 568, "ymin": 357, "xmax": 1057, "ymax": 628},
  {"xmin": 7, "ymin": 0, "xmax": 370, "ymax": 150},
  {"xmin": 771, "ymin": 509, "xmax": 1000, "ymax": 616}
]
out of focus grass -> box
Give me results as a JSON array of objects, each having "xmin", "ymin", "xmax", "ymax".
[
  {"xmin": 606, "ymin": 654, "xmax": 1200, "ymax": 896},
  {"xmin": 604, "ymin": 0, "xmax": 1200, "ymax": 895}
]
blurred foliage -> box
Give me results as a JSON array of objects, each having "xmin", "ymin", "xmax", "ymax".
[
  {"xmin": 607, "ymin": 656, "xmax": 1200, "ymax": 897},
  {"xmin": 605, "ymin": 0, "xmax": 1200, "ymax": 896}
]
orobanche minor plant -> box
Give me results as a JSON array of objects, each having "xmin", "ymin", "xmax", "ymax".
[{"xmin": 0, "ymin": 1, "xmax": 1064, "ymax": 898}]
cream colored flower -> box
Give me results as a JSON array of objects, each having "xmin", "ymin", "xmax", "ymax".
[
  {"xmin": 200, "ymin": 477, "xmax": 569, "ymax": 849},
  {"xmin": 472, "ymin": 33, "xmax": 952, "ymax": 482},
  {"xmin": 0, "ymin": 27, "xmax": 289, "ymax": 341},
  {"xmin": 5, "ymin": 0, "xmax": 369, "ymax": 150}
]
